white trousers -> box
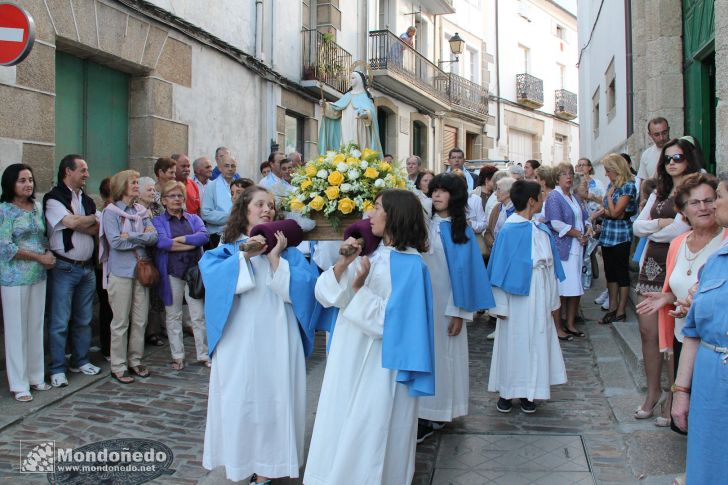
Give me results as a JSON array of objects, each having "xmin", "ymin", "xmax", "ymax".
[
  {"xmin": 2, "ymin": 280, "xmax": 47, "ymax": 392},
  {"xmin": 108, "ymin": 274, "xmax": 149, "ymax": 374},
  {"xmin": 166, "ymin": 276, "xmax": 208, "ymax": 361}
]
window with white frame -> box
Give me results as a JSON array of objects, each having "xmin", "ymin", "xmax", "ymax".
[{"xmin": 518, "ymin": 44, "xmax": 530, "ymax": 73}]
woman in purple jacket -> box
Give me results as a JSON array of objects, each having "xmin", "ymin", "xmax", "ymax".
[
  {"xmin": 544, "ymin": 162, "xmax": 592, "ymax": 338},
  {"xmin": 153, "ymin": 181, "xmax": 210, "ymax": 370}
]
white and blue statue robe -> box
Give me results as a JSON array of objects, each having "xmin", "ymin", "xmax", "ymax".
[
  {"xmin": 199, "ymin": 239, "xmax": 319, "ymax": 481},
  {"xmin": 318, "ymin": 90, "xmax": 383, "ymax": 154},
  {"xmin": 304, "ymin": 245, "xmax": 435, "ymax": 485},
  {"xmin": 419, "ymin": 216, "xmax": 495, "ymax": 422},
  {"xmin": 487, "ymin": 214, "xmax": 568, "ymax": 400}
]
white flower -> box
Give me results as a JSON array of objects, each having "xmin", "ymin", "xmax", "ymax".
[
  {"xmin": 350, "ymin": 148, "xmax": 361, "ymax": 158},
  {"xmin": 374, "ymin": 179, "xmax": 385, "ymax": 188},
  {"xmin": 340, "ymin": 183, "xmax": 353, "ymax": 192},
  {"xmin": 360, "ymin": 160, "xmax": 368, "ymax": 169},
  {"xmin": 317, "ymin": 169, "xmax": 328, "ymax": 179},
  {"xmin": 336, "ymin": 162, "xmax": 348, "ymax": 172},
  {"xmin": 347, "ymin": 169, "xmax": 360, "ymax": 180}
]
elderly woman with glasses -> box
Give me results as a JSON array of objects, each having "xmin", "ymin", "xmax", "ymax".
[
  {"xmin": 665, "ymin": 171, "xmax": 728, "ymax": 483},
  {"xmin": 544, "ymin": 162, "xmax": 592, "ymax": 339},
  {"xmin": 152, "ymin": 181, "xmax": 210, "ymax": 370},
  {"xmin": 632, "ymin": 137, "xmax": 701, "ymax": 424}
]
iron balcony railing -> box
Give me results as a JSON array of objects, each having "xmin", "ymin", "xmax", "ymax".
[
  {"xmin": 554, "ymin": 88, "xmax": 578, "ymax": 120},
  {"xmin": 448, "ymin": 73, "xmax": 488, "ymax": 116},
  {"xmin": 302, "ymin": 29, "xmax": 353, "ymax": 93},
  {"xmin": 516, "ymin": 73, "xmax": 544, "ymax": 108},
  {"xmin": 368, "ymin": 30, "xmax": 449, "ymax": 102}
]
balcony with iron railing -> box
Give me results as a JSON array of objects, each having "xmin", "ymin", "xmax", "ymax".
[
  {"xmin": 554, "ymin": 89, "xmax": 577, "ymax": 120},
  {"xmin": 301, "ymin": 29, "xmax": 353, "ymax": 95},
  {"xmin": 448, "ymin": 72, "xmax": 488, "ymax": 117},
  {"xmin": 516, "ymin": 73, "xmax": 544, "ymax": 109},
  {"xmin": 368, "ymin": 30, "xmax": 450, "ymax": 111}
]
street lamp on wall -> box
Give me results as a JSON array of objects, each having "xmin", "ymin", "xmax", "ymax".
[{"xmin": 437, "ymin": 32, "xmax": 465, "ymax": 68}]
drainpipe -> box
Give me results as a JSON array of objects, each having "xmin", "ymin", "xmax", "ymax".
[
  {"xmin": 359, "ymin": 0, "xmax": 368, "ymax": 62},
  {"xmin": 255, "ymin": 0, "xmax": 263, "ymax": 60},
  {"xmin": 495, "ymin": 0, "xmax": 501, "ymax": 143},
  {"xmin": 624, "ymin": 0, "xmax": 633, "ymax": 138}
]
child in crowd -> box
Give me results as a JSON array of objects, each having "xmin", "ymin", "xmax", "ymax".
[
  {"xmin": 487, "ymin": 180, "xmax": 567, "ymax": 413},
  {"xmin": 304, "ymin": 189, "xmax": 435, "ymax": 485},
  {"xmin": 418, "ymin": 173, "xmax": 494, "ymax": 441},
  {"xmin": 200, "ymin": 186, "xmax": 318, "ymax": 484}
]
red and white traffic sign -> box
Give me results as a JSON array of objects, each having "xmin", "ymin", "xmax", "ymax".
[{"xmin": 0, "ymin": 3, "xmax": 35, "ymax": 66}]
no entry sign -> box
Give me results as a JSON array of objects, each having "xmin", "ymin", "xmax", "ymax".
[{"xmin": 0, "ymin": 3, "xmax": 35, "ymax": 66}]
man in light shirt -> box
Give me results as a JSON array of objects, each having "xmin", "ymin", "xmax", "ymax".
[
  {"xmin": 202, "ymin": 154, "xmax": 237, "ymax": 247},
  {"xmin": 445, "ymin": 148, "xmax": 474, "ymax": 191},
  {"xmin": 637, "ymin": 117, "xmax": 670, "ymax": 188},
  {"xmin": 406, "ymin": 155, "xmax": 422, "ymax": 183},
  {"xmin": 43, "ymin": 155, "xmax": 101, "ymax": 387},
  {"xmin": 192, "ymin": 156, "xmax": 213, "ymax": 201},
  {"xmin": 259, "ymin": 151, "xmax": 286, "ymax": 189}
]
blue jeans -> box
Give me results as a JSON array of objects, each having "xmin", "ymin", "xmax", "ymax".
[{"xmin": 48, "ymin": 260, "xmax": 96, "ymax": 374}]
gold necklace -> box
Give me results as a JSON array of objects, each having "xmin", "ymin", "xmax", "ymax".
[{"xmin": 684, "ymin": 229, "xmax": 721, "ymax": 275}]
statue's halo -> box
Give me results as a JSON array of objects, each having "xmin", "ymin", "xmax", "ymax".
[{"xmin": 351, "ymin": 60, "xmax": 374, "ymax": 87}]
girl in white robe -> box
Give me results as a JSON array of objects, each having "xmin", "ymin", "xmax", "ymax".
[
  {"xmin": 202, "ymin": 187, "xmax": 312, "ymax": 484},
  {"xmin": 304, "ymin": 189, "xmax": 433, "ymax": 485},
  {"xmin": 488, "ymin": 180, "xmax": 567, "ymax": 411}
]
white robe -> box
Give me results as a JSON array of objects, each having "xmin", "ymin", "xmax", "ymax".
[
  {"xmin": 487, "ymin": 216, "xmax": 567, "ymax": 400},
  {"xmin": 203, "ymin": 255, "xmax": 306, "ymax": 481},
  {"xmin": 419, "ymin": 215, "xmax": 473, "ymax": 422},
  {"xmin": 304, "ymin": 246, "xmax": 419, "ymax": 485}
]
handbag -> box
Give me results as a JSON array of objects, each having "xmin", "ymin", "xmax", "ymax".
[
  {"xmin": 134, "ymin": 249, "xmax": 160, "ymax": 288},
  {"xmin": 184, "ymin": 264, "xmax": 205, "ymax": 299}
]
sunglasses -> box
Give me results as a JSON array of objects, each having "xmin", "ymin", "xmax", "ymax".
[{"xmin": 663, "ymin": 153, "xmax": 686, "ymax": 164}]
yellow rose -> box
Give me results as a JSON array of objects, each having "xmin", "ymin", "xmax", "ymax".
[
  {"xmin": 309, "ymin": 195, "xmax": 325, "ymax": 211},
  {"xmin": 289, "ymin": 198, "xmax": 305, "ymax": 211},
  {"xmin": 324, "ymin": 186, "xmax": 340, "ymax": 200},
  {"xmin": 379, "ymin": 162, "xmax": 392, "ymax": 172},
  {"xmin": 338, "ymin": 197, "xmax": 356, "ymax": 215},
  {"xmin": 397, "ymin": 179, "xmax": 406, "ymax": 188},
  {"xmin": 362, "ymin": 200, "xmax": 374, "ymax": 212},
  {"xmin": 300, "ymin": 178, "xmax": 313, "ymax": 190},
  {"xmin": 333, "ymin": 153, "xmax": 346, "ymax": 164},
  {"xmin": 364, "ymin": 167, "xmax": 379, "ymax": 179},
  {"xmin": 361, "ymin": 148, "xmax": 377, "ymax": 160},
  {"xmin": 327, "ymin": 170, "xmax": 344, "ymax": 186},
  {"xmin": 346, "ymin": 157, "xmax": 359, "ymax": 165},
  {"xmin": 305, "ymin": 165, "xmax": 317, "ymax": 177}
]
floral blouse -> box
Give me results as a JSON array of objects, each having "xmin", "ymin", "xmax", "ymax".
[{"xmin": 0, "ymin": 201, "xmax": 48, "ymax": 286}]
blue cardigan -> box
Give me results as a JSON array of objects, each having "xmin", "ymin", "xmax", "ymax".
[
  {"xmin": 544, "ymin": 189, "xmax": 589, "ymax": 261},
  {"xmin": 152, "ymin": 211, "xmax": 209, "ymax": 306}
]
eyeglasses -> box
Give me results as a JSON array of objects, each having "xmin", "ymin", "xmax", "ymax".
[
  {"xmin": 165, "ymin": 193, "xmax": 185, "ymax": 199},
  {"xmin": 558, "ymin": 172, "xmax": 573, "ymax": 177},
  {"xmin": 687, "ymin": 197, "xmax": 715, "ymax": 208},
  {"xmin": 664, "ymin": 153, "xmax": 686, "ymax": 164}
]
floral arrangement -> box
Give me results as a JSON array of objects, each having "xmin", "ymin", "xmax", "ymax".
[{"xmin": 283, "ymin": 144, "xmax": 409, "ymax": 229}]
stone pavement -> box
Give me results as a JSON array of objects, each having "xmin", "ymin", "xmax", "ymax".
[{"xmin": 0, "ymin": 284, "xmax": 686, "ymax": 484}]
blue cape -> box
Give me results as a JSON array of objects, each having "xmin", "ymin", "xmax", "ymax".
[
  {"xmin": 382, "ymin": 251, "xmax": 436, "ymax": 397},
  {"xmin": 199, "ymin": 241, "xmax": 319, "ymax": 357},
  {"xmin": 438, "ymin": 221, "xmax": 495, "ymax": 312},
  {"xmin": 318, "ymin": 91, "xmax": 383, "ymax": 154},
  {"xmin": 487, "ymin": 220, "xmax": 565, "ymax": 296}
]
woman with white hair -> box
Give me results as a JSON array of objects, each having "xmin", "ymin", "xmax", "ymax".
[{"xmin": 137, "ymin": 176, "xmax": 165, "ymax": 347}]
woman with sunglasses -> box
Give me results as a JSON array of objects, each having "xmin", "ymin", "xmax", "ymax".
[{"xmin": 632, "ymin": 137, "xmax": 701, "ymax": 425}]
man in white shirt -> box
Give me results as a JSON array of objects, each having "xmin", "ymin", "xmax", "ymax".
[
  {"xmin": 192, "ymin": 156, "xmax": 213, "ymax": 201},
  {"xmin": 637, "ymin": 117, "xmax": 670, "ymax": 188},
  {"xmin": 445, "ymin": 148, "xmax": 474, "ymax": 191},
  {"xmin": 202, "ymin": 154, "xmax": 237, "ymax": 247},
  {"xmin": 406, "ymin": 155, "xmax": 422, "ymax": 183},
  {"xmin": 43, "ymin": 155, "xmax": 101, "ymax": 387},
  {"xmin": 259, "ymin": 151, "xmax": 286, "ymax": 189}
]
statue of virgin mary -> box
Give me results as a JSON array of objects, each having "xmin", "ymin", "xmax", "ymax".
[{"xmin": 318, "ymin": 70, "xmax": 383, "ymax": 154}]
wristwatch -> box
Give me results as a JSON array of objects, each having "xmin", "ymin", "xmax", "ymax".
[{"xmin": 671, "ymin": 384, "xmax": 691, "ymax": 394}]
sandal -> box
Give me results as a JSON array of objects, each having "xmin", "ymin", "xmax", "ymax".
[
  {"xmin": 31, "ymin": 382, "xmax": 52, "ymax": 391},
  {"xmin": 198, "ymin": 360, "xmax": 212, "ymax": 368},
  {"xmin": 565, "ymin": 328, "xmax": 586, "ymax": 338},
  {"xmin": 129, "ymin": 365, "xmax": 150, "ymax": 378},
  {"xmin": 611, "ymin": 313, "xmax": 626, "ymax": 323},
  {"xmin": 558, "ymin": 334, "xmax": 574, "ymax": 341},
  {"xmin": 147, "ymin": 335, "xmax": 165, "ymax": 347},
  {"xmin": 111, "ymin": 371, "xmax": 135, "ymax": 384},
  {"xmin": 171, "ymin": 360, "xmax": 185, "ymax": 371},
  {"xmin": 599, "ymin": 310, "xmax": 617, "ymax": 325},
  {"xmin": 14, "ymin": 391, "xmax": 33, "ymax": 402}
]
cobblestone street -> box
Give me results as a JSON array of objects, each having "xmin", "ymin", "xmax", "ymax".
[{"xmin": 0, "ymin": 284, "xmax": 686, "ymax": 484}]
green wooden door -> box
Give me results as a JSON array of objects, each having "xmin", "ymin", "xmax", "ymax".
[
  {"xmin": 682, "ymin": 0, "xmax": 715, "ymax": 173},
  {"xmin": 55, "ymin": 52, "xmax": 129, "ymax": 194}
]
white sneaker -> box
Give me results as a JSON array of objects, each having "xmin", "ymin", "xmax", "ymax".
[
  {"xmin": 487, "ymin": 331, "xmax": 496, "ymax": 340},
  {"xmin": 601, "ymin": 296, "xmax": 610, "ymax": 311},
  {"xmin": 594, "ymin": 289, "xmax": 608, "ymax": 305},
  {"xmin": 50, "ymin": 373, "xmax": 68, "ymax": 388},
  {"xmin": 69, "ymin": 363, "xmax": 101, "ymax": 375}
]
